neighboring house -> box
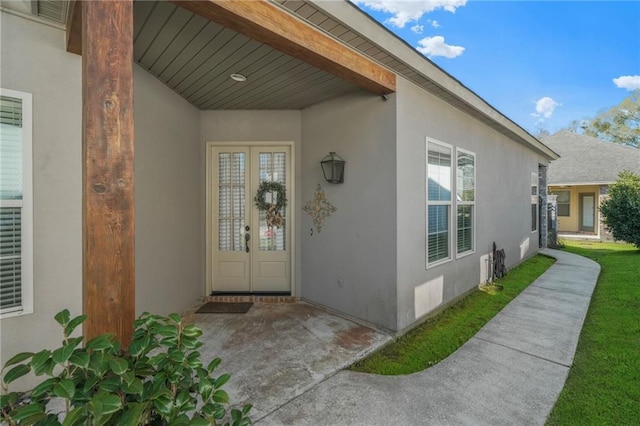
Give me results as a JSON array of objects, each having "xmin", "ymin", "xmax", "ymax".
[
  {"xmin": 545, "ymin": 130, "xmax": 640, "ymax": 241},
  {"xmin": 1, "ymin": 0, "xmax": 557, "ymax": 387}
]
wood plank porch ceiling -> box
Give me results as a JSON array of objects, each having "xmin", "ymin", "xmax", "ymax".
[
  {"xmin": 132, "ymin": 0, "xmax": 392, "ymax": 110},
  {"xmin": 55, "ymin": 0, "xmax": 550, "ymax": 156}
]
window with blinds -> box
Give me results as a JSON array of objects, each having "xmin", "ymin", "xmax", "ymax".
[
  {"xmin": 552, "ymin": 190, "xmax": 570, "ymax": 216},
  {"xmin": 531, "ymin": 172, "xmax": 538, "ymax": 232},
  {"xmin": 456, "ymin": 149, "xmax": 475, "ymax": 256},
  {"xmin": 427, "ymin": 140, "xmax": 452, "ymax": 266},
  {"xmin": 1, "ymin": 90, "xmax": 33, "ymax": 317}
]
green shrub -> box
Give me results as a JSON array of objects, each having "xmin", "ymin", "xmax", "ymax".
[
  {"xmin": 0, "ymin": 310, "xmax": 251, "ymax": 425},
  {"xmin": 600, "ymin": 171, "xmax": 640, "ymax": 248}
]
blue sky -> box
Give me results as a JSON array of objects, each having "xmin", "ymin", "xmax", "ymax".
[{"xmin": 351, "ymin": 1, "xmax": 640, "ymax": 135}]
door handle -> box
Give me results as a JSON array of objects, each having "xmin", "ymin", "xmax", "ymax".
[{"xmin": 245, "ymin": 232, "xmax": 250, "ymax": 253}]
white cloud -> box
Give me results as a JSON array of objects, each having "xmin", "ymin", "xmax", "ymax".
[
  {"xmin": 613, "ymin": 75, "xmax": 640, "ymax": 91},
  {"xmin": 416, "ymin": 36, "xmax": 465, "ymax": 58},
  {"xmin": 429, "ymin": 19, "xmax": 441, "ymax": 28},
  {"xmin": 411, "ymin": 24, "xmax": 424, "ymax": 34},
  {"xmin": 352, "ymin": 0, "xmax": 467, "ymax": 28},
  {"xmin": 531, "ymin": 97, "xmax": 561, "ymax": 119}
]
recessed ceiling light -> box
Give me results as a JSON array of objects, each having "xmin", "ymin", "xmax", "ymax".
[{"xmin": 230, "ymin": 73, "xmax": 247, "ymax": 82}]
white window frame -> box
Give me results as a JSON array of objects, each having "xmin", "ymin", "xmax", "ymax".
[
  {"xmin": 0, "ymin": 88, "xmax": 33, "ymax": 318},
  {"xmin": 456, "ymin": 148, "xmax": 475, "ymax": 258},
  {"xmin": 531, "ymin": 172, "xmax": 538, "ymax": 233},
  {"xmin": 552, "ymin": 190, "xmax": 571, "ymax": 217},
  {"xmin": 426, "ymin": 138, "xmax": 453, "ymax": 268}
]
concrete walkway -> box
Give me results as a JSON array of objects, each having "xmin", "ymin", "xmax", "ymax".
[{"xmin": 259, "ymin": 249, "xmax": 600, "ymax": 425}]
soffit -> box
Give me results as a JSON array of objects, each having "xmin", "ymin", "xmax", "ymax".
[
  {"xmin": 32, "ymin": 0, "xmax": 555, "ymax": 158},
  {"xmin": 133, "ymin": 0, "xmax": 361, "ymax": 110},
  {"xmin": 276, "ymin": 0, "xmax": 478, "ymax": 107}
]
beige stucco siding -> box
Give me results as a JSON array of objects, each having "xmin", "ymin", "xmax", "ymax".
[
  {"xmin": 200, "ymin": 100, "xmax": 398, "ymax": 331},
  {"xmin": 1, "ymin": 6, "xmax": 553, "ymax": 350},
  {"xmin": 300, "ymin": 91, "xmax": 398, "ymax": 330},
  {"xmin": 550, "ymin": 184, "xmax": 600, "ymax": 234},
  {"xmin": 395, "ymin": 76, "xmax": 547, "ymax": 331},
  {"xmin": 200, "ymin": 110, "xmax": 303, "ymax": 297},
  {"xmin": 134, "ymin": 65, "xmax": 203, "ymax": 316},
  {"xmin": 0, "ymin": 11, "xmax": 82, "ymax": 388},
  {"xmin": 1, "ymin": 13, "xmax": 208, "ymax": 389}
]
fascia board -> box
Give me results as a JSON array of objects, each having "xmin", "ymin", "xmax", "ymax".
[{"xmin": 310, "ymin": 0, "xmax": 559, "ymax": 161}]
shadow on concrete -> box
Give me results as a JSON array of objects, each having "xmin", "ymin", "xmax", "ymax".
[{"xmin": 185, "ymin": 301, "xmax": 392, "ymax": 420}]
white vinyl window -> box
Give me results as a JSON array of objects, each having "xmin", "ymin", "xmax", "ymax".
[
  {"xmin": 531, "ymin": 172, "xmax": 538, "ymax": 232},
  {"xmin": 456, "ymin": 149, "xmax": 475, "ymax": 256},
  {"xmin": 0, "ymin": 89, "xmax": 33, "ymax": 318},
  {"xmin": 552, "ymin": 190, "xmax": 570, "ymax": 216},
  {"xmin": 427, "ymin": 139, "xmax": 452, "ymax": 267}
]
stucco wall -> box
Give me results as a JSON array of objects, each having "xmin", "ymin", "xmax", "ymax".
[
  {"xmin": 134, "ymin": 64, "xmax": 202, "ymax": 316},
  {"xmin": 395, "ymin": 76, "xmax": 546, "ymax": 330},
  {"xmin": 0, "ymin": 12, "xmax": 82, "ymax": 387},
  {"xmin": 200, "ymin": 110, "xmax": 303, "ymax": 296},
  {"xmin": 550, "ymin": 184, "xmax": 600, "ymax": 235},
  {"xmin": 300, "ymin": 91, "xmax": 398, "ymax": 330},
  {"xmin": 0, "ymin": 13, "xmax": 207, "ymax": 390}
]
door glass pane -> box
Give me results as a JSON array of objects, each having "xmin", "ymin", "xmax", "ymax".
[
  {"xmin": 218, "ymin": 152, "xmax": 245, "ymax": 251},
  {"xmin": 582, "ymin": 196, "xmax": 594, "ymax": 227},
  {"xmin": 259, "ymin": 152, "xmax": 286, "ymax": 251}
]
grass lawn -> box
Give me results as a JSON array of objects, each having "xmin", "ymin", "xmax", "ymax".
[
  {"xmin": 349, "ymin": 254, "xmax": 555, "ymax": 375},
  {"xmin": 547, "ymin": 240, "xmax": 640, "ymax": 425}
]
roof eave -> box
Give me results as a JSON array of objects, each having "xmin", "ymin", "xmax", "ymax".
[
  {"xmin": 308, "ymin": 0, "xmax": 560, "ymax": 161},
  {"xmin": 549, "ymin": 181, "xmax": 614, "ymax": 186}
]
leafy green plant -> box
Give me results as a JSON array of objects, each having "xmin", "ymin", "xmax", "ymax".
[
  {"xmin": 600, "ymin": 170, "xmax": 640, "ymax": 248},
  {"xmin": 0, "ymin": 310, "xmax": 252, "ymax": 425},
  {"xmin": 580, "ymin": 89, "xmax": 639, "ymax": 148}
]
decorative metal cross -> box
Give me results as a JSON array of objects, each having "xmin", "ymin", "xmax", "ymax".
[{"xmin": 303, "ymin": 184, "xmax": 337, "ymax": 233}]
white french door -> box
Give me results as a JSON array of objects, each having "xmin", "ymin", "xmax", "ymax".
[{"xmin": 210, "ymin": 145, "xmax": 291, "ymax": 293}]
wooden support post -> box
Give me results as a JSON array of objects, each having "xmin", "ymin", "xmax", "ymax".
[
  {"xmin": 66, "ymin": 0, "xmax": 82, "ymax": 55},
  {"xmin": 82, "ymin": 0, "xmax": 135, "ymax": 348}
]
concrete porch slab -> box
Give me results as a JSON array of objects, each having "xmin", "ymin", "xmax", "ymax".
[{"xmin": 186, "ymin": 301, "xmax": 392, "ymax": 420}]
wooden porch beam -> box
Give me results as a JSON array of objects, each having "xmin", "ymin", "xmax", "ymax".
[
  {"xmin": 171, "ymin": 0, "xmax": 396, "ymax": 95},
  {"xmin": 66, "ymin": 0, "xmax": 82, "ymax": 55},
  {"xmin": 82, "ymin": 0, "xmax": 135, "ymax": 347}
]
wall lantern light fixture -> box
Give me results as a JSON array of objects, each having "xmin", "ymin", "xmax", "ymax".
[{"xmin": 320, "ymin": 152, "xmax": 345, "ymax": 184}]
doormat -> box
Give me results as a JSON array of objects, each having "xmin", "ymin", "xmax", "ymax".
[{"xmin": 195, "ymin": 302, "xmax": 253, "ymax": 314}]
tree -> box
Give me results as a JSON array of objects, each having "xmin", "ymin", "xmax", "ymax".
[
  {"xmin": 600, "ymin": 171, "xmax": 640, "ymax": 248},
  {"xmin": 534, "ymin": 127, "xmax": 550, "ymax": 140},
  {"xmin": 581, "ymin": 90, "xmax": 640, "ymax": 148}
]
